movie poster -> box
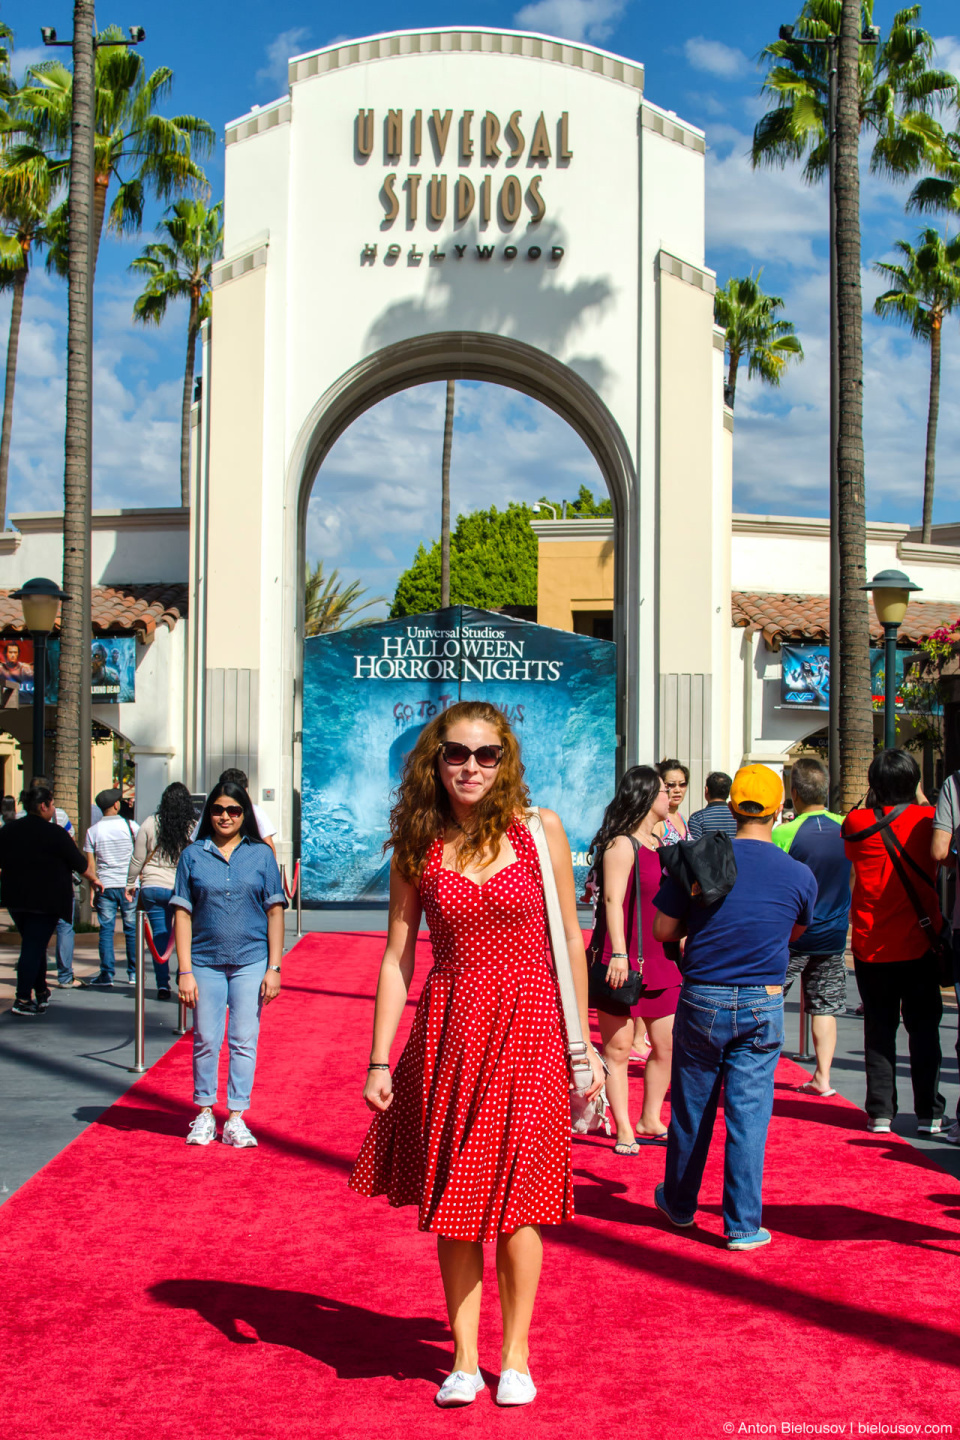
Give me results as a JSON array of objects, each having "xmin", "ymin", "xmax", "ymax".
[
  {"xmin": 0, "ymin": 636, "xmax": 35, "ymax": 707},
  {"xmin": 301, "ymin": 606, "xmax": 617, "ymax": 905},
  {"xmin": 780, "ymin": 643, "xmax": 916, "ymax": 711},
  {"xmin": 44, "ymin": 637, "xmax": 137, "ymax": 705}
]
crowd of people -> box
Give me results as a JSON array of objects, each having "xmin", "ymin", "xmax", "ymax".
[{"xmin": 2, "ymin": 709, "xmax": 958, "ymax": 1408}]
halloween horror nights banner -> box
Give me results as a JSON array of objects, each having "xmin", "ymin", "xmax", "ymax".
[{"xmin": 301, "ymin": 607, "xmax": 617, "ymax": 905}]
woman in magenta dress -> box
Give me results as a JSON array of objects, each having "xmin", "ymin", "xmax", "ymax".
[
  {"xmin": 589, "ymin": 767, "xmax": 682, "ymax": 1151},
  {"xmin": 350, "ymin": 700, "xmax": 603, "ymax": 1410}
]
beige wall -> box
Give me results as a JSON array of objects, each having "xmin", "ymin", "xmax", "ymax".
[
  {"xmin": 657, "ymin": 268, "xmax": 718, "ymax": 675},
  {"xmin": 537, "ymin": 538, "xmax": 614, "ymax": 631},
  {"xmin": 205, "ymin": 265, "xmax": 266, "ymax": 671}
]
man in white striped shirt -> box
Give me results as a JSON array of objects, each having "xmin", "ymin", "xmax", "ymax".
[{"xmin": 82, "ymin": 788, "xmax": 139, "ymax": 988}]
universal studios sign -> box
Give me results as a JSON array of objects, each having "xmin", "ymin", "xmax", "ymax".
[{"xmin": 358, "ymin": 106, "xmax": 571, "ymax": 266}]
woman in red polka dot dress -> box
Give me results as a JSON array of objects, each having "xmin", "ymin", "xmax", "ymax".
[{"xmin": 350, "ymin": 700, "xmax": 603, "ymax": 1409}]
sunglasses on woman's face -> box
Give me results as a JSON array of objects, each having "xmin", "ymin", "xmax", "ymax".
[
  {"xmin": 438, "ymin": 742, "xmax": 504, "ymax": 769},
  {"xmin": 211, "ymin": 804, "xmax": 243, "ymax": 818}
]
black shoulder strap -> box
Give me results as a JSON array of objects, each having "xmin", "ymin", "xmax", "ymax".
[
  {"xmin": 843, "ymin": 803, "xmax": 909, "ymax": 843},
  {"xmin": 876, "ymin": 813, "xmax": 945, "ymax": 941},
  {"xmin": 628, "ymin": 836, "xmax": 644, "ymax": 965}
]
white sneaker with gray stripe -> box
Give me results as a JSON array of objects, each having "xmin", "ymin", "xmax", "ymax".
[
  {"xmin": 186, "ymin": 1110, "xmax": 217, "ymax": 1146},
  {"xmin": 222, "ymin": 1115, "xmax": 258, "ymax": 1148}
]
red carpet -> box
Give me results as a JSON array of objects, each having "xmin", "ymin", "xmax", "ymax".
[{"xmin": 3, "ymin": 932, "xmax": 960, "ymax": 1439}]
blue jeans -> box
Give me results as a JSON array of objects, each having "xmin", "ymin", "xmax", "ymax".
[
  {"xmin": 193, "ymin": 961, "xmax": 267, "ymax": 1112},
  {"xmin": 54, "ymin": 894, "xmax": 78, "ymax": 984},
  {"xmin": 663, "ymin": 984, "xmax": 784, "ymax": 1239},
  {"xmin": 139, "ymin": 885, "xmax": 175, "ymax": 988},
  {"xmin": 95, "ymin": 887, "xmax": 137, "ymax": 980}
]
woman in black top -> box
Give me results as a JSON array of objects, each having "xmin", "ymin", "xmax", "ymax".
[{"xmin": 0, "ymin": 786, "xmax": 98, "ymax": 1015}]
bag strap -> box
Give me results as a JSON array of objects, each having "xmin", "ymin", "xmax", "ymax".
[
  {"xmin": 628, "ymin": 836, "xmax": 644, "ymax": 966},
  {"xmin": 843, "ymin": 803, "xmax": 909, "ymax": 843},
  {"xmin": 526, "ymin": 808, "xmax": 591, "ymax": 1085},
  {"xmin": 875, "ymin": 812, "xmax": 945, "ymax": 942}
]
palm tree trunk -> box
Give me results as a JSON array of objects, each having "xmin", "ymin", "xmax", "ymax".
[
  {"xmin": 835, "ymin": 0, "xmax": 873, "ymax": 806},
  {"xmin": 440, "ymin": 379, "xmax": 454, "ymax": 607},
  {"xmin": 921, "ymin": 319, "xmax": 941, "ymax": 544},
  {"xmin": 54, "ymin": 0, "xmax": 97, "ymax": 836},
  {"xmin": 92, "ymin": 173, "xmax": 109, "ymax": 273},
  {"xmin": 726, "ymin": 347, "xmax": 740, "ymax": 408},
  {"xmin": 0, "ymin": 263, "xmax": 27, "ymax": 531},
  {"xmin": 181, "ymin": 295, "xmax": 199, "ymax": 506}
]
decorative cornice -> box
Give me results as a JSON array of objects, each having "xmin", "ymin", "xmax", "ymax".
[
  {"xmin": 285, "ymin": 28, "xmax": 645, "ymax": 92},
  {"xmin": 897, "ymin": 540, "xmax": 960, "ymax": 566},
  {"xmin": 732, "ymin": 513, "xmax": 911, "ymax": 543},
  {"xmin": 641, "ymin": 103, "xmax": 705, "ymax": 154},
  {"xmin": 657, "ymin": 250, "xmax": 716, "ymax": 295},
  {"xmin": 530, "ymin": 518, "xmax": 614, "ymax": 539},
  {"xmin": 712, "ymin": 328, "xmax": 725, "ymax": 351},
  {"xmin": 0, "ymin": 530, "xmax": 21, "ymax": 555},
  {"xmin": 12, "ymin": 508, "xmax": 190, "ymax": 535},
  {"xmin": 225, "ymin": 100, "xmax": 292, "ymax": 147},
  {"xmin": 212, "ymin": 243, "xmax": 269, "ymax": 289},
  {"xmin": 723, "ymin": 408, "xmax": 734, "ymax": 433}
]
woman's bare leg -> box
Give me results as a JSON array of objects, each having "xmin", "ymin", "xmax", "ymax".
[
  {"xmin": 437, "ymin": 1236, "xmax": 484, "ymax": 1373},
  {"xmin": 597, "ymin": 1008, "xmax": 635, "ymax": 1145},
  {"xmin": 496, "ymin": 1225, "xmax": 543, "ymax": 1374},
  {"xmin": 636, "ymin": 1011, "xmax": 675, "ymax": 1137}
]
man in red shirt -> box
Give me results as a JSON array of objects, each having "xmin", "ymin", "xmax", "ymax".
[{"xmin": 843, "ymin": 749, "xmax": 945, "ymax": 1135}]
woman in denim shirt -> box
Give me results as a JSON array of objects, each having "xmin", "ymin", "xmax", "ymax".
[{"xmin": 172, "ymin": 782, "xmax": 287, "ymax": 1148}]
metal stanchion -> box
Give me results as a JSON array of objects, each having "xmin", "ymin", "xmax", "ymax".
[
  {"xmin": 797, "ymin": 988, "xmax": 814, "ymax": 1063},
  {"xmin": 175, "ymin": 995, "xmax": 192, "ymax": 1035},
  {"xmin": 296, "ymin": 861, "xmax": 302, "ymax": 938},
  {"xmin": 129, "ymin": 910, "xmax": 147, "ymax": 1073}
]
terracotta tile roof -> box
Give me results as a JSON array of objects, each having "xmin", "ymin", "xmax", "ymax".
[
  {"xmin": 0, "ymin": 583, "xmax": 187, "ymax": 637},
  {"xmin": 732, "ymin": 591, "xmax": 960, "ymax": 650}
]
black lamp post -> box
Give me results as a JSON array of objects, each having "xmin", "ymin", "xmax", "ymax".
[
  {"xmin": 861, "ymin": 569, "xmax": 921, "ymax": 751},
  {"xmin": 11, "ymin": 577, "xmax": 69, "ymax": 778}
]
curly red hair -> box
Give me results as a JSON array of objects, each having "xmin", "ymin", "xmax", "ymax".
[{"xmin": 387, "ymin": 700, "xmax": 530, "ymax": 883}]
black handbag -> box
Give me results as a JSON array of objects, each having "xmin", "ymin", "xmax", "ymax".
[
  {"xmin": 587, "ymin": 837, "xmax": 644, "ymax": 1010},
  {"xmin": 847, "ymin": 806, "xmax": 953, "ymax": 988}
]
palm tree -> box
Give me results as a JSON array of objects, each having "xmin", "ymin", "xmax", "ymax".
[
  {"xmin": 304, "ymin": 560, "xmax": 386, "ymax": 635},
  {"xmin": 131, "ymin": 199, "xmax": 223, "ymax": 506},
  {"xmin": 713, "ymin": 273, "xmax": 803, "ymax": 407},
  {"xmin": 15, "ymin": 26, "xmax": 214, "ymax": 274},
  {"xmin": 53, "ymin": 0, "xmax": 98, "ymax": 835},
  {"xmin": 752, "ymin": 1, "xmax": 958, "ymax": 810},
  {"xmin": 440, "ymin": 380, "xmax": 454, "ymax": 606},
  {"xmin": 874, "ymin": 229, "xmax": 960, "ymax": 543},
  {"xmin": 908, "ymin": 128, "xmax": 960, "ymax": 215},
  {"xmin": 0, "ymin": 138, "xmax": 56, "ymax": 529}
]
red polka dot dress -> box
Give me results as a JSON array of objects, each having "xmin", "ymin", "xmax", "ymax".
[{"xmin": 349, "ymin": 820, "xmax": 574, "ymax": 1242}]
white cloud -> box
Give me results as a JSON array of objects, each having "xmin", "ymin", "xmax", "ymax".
[
  {"xmin": 255, "ymin": 27, "xmax": 310, "ymax": 93},
  {"xmin": 513, "ymin": 0, "xmax": 628, "ymax": 44},
  {"xmin": 684, "ymin": 36, "xmax": 749, "ymax": 80},
  {"xmin": 11, "ymin": 45, "xmax": 44, "ymax": 83},
  {"xmin": 706, "ymin": 126, "xmax": 828, "ymax": 269},
  {"xmin": 933, "ymin": 35, "xmax": 960, "ymax": 84}
]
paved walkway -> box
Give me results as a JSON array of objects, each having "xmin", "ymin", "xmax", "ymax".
[{"xmin": 1, "ymin": 920, "xmax": 958, "ymax": 1201}]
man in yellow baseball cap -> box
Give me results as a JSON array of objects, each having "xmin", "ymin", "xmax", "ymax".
[{"xmin": 651, "ymin": 762, "xmax": 817, "ymax": 1252}]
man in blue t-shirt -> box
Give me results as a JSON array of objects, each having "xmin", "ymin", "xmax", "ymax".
[
  {"xmin": 652, "ymin": 764, "xmax": 817, "ymax": 1252},
  {"xmin": 773, "ymin": 757, "xmax": 851, "ymax": 1100}
]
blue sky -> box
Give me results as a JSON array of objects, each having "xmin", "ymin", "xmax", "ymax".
[{"xmin": 4, "ymin": 0, "xmax": 960, "ymax": 608}]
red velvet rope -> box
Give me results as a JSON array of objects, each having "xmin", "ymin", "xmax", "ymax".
[
  {"xmin": 282, "ymin": 860, "xmax": 301, "ymax": 901},
  {"xmin": 143, "ymin": 914, "xmax": 177, "ymax": 965}
]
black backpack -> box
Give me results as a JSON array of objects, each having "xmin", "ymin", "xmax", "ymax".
[{"xmin": 658, "ymin": 830, "xmax": 738, "ymax": 907}]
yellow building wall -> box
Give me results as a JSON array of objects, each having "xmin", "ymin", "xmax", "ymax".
[{"xmin": 536, "ymin": 539, "xmax": 614, "ymax": 632}]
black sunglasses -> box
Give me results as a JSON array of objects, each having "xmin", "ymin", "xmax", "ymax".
[
  {"xmin": 438, "ymin": 742, "xmax": 504, "ymax": 769},
  {"xmin": 211, "ymin": 804, "xmax": 244, "ymax": 818}
]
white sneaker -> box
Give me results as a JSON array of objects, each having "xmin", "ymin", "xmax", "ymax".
[
  {"xmin": 496, "ymin": 1370, "xmax": 537, "ymax": 1407},
  {"xmin": 867, "ymin": 1118, "xmax": 891, "ymax": 1134},
  {"xmin": 435, "ymin": 1371, "xmax": 485, "ymax": 1407},
  {"xmin": 918, "ymin": 1118, "xmax": 943, "ymax": 1134},
  {"xmin": 186, "ymin": 1110, "xmax": 217, "ymax": 1146},
  {"xmin": 222, "ymin": 1115, "xmax": 258, "ymax": 1148}
]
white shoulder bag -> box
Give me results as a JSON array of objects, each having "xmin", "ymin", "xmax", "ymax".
[{"xmin": 526, "ymin": 807, "xmax": 595, "ymax": 1098}]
